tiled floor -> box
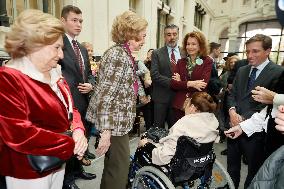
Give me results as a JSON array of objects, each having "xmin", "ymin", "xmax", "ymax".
[{"xmin": 77, "ymin": 134, "xmax": 247, "ymax": 189}]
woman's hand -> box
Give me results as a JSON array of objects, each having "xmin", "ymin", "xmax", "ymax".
[
  {"xmin": 138, "ymin": 138, "xmax": 148, "ymax": 147},
  {"xmin": 185, "ymin": 104, "xmax": 198, "ymax": 115},
  {"xmin": 172, "ymin": 73, "xmax": 181, "ymax": 81},
  {"xmin": 275, "ymin": 105, "xmax": 284, "ymax": 134},
  {"xmin": 187, "ymin": 79, "xmax": 207, "ymax": 91},
  {"xmin": 72, "ymin": 129, "xmax": 88, "ymax": 159},
  {"xmin": 96, "ymin": 130, "xmax": 111, "ymax": 156},
  {"xmin": 252, "ymin": 86, "xmax": 276, "ymax": 104},
  {"xmin": 224, "ymin": 125, "xmax": 243, "ymax": 139}
]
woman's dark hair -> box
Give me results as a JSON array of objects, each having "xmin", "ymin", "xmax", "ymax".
[
  {"xmin": 182, "ymin": 31, "xmax": 209, "ymax": 57},
  {"xmin": 191, "ymin": 92, "xmax": 217, "ymax": 113}
]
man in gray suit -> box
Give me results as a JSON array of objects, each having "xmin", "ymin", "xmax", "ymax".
[
  {"xmin": 227, "ymin": 34, "xmax": 283, "ymax": 189},
  {"xmin": 151, "ymin": 24, "xmax": 181, "ymax": 129},
  {"xmin": 59, "ymin": 5, "xmax": 96, "ymax": 189}
]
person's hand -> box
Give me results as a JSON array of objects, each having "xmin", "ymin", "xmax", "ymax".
[
  {"xmin": 140, "ymin": 96, "xmax": 150, "ymax": 104},
  {"xmin": 229, "ymin": 109, "xmax": 242, "ymax": 127},
  {"xmin": 72, "ymin": 129, "xmax": 88, "ymax": 160},
  {"xmin": 227, "ymin": 84, "xmax": 233, "ymax": 91},
  {"xmin": 275, "ymin": 105, "xmax": 284, "ymax": 134},
  {"xmin": 187, "ymin": 79, "xmax": 207, "ymax": 91},
  {"xmin": 96, "ymin": 130, "xmax": 111, "ymax": 156},
  {"xmin": 144, "ymin": 79, "xmax": 152, "ymax": 88},
  {"xmin": 138, "ymin": 138, "xmax": 148, "ymax": 147},
  {"xmin": 78, "ymin": 83, "xmax": 93, "ymax": 94},
  {"xmin": 172, "ymin": 73, "xmax": 181, "ymax": 81},
  {"xmin": 185, "ymin": 104, "xmax": 198, "ymax": 115},
  {"xmin": 252, "ymin": 86, "xmax": 276, "ymax": 104},
  {"xmin": 224, "ymin": 125, "xmax": 243, "ymax": 139}
]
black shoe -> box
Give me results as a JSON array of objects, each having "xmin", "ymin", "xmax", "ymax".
[
  {"xmin": 86, "ymin": 151, "xmax": 96, "ymax": 159},
  {"xmin": 221, "ymin": 149, "xmax": 227, "ymax": 155},
  {"xmin": 74, "ymin": 171, "xmax": 96, "ymax": 180},
  {"xmin": 63, "ymin": 183, "xmax": 80, "ymax": 189}
]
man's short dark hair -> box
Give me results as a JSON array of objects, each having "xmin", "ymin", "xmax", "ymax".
[
  {"xmin": 61, "ymin": 5, "xmax": 82, "ymax": 19},
  {"xmin": 209, "ymin": 42, "xmax": 221, "ymax": 53},
  {"xmin": 245, "ymin": 34, "xmax": 272, "ymax": 50},
  {"xmin": 164, "ymin": 24, "xmax": 179, "ymax": 33}
]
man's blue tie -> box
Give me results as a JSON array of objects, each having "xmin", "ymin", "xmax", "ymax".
[{"xmin": 247, "ymin": 68, "xmax": 258, "ymax": 91}]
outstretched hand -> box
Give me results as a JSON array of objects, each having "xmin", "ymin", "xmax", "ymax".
[
  {"xmin": 224, "ymin": 125, "xmax": 243, "ymax": 139},
  {"xmin": 252, "ymin": 86, "xmax": 276, "ymax": 104}
]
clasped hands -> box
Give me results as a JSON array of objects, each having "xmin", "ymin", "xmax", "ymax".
[
  {"xmin": 72, "ymin": 129, "xmax": 88, "ymax": 160},
  {"xmin": 77, "ymin": 83, "xmax": 93, "ymax": 94},
  {"xmin": 172, "ymin": 73, "xmax": 207, "ymax": 91}
]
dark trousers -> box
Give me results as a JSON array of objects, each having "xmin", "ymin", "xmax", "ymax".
[
  {"xmin": 141, "ymin": 101, "xmax": 154, "ymax": 130},
  {"xmin": 0, "ymin": 176, "xmax": 6, "ymax": 189},
  {"xmin": 153, "ymin": 102, "xmax": 175, "ymax": 129},
  {"xmin": 100, "ymin": 134, "xmax": 130, "ymax": 189},
  {"xmin": 227, "ymin": 132, "xmax": 265, "ymax": 189},
  {"xmin": 63, "ymin": 156, "xmax": 83, "ymax": 185}
]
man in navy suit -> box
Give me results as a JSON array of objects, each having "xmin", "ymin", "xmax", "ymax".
[
  {"xmin": 151, "ymin": 24, "xmax": 182, "ymax": 129},
  {"xmin": 59, "ymin": 5, "xmax": 96, "ymax": 189},
  {"xmin": 227, "ymin": 34, "xmax": 283, "ymax": 188}
]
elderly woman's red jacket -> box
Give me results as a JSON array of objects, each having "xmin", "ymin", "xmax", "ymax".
[
  {"xmin": 170, "ymin": 56, "xmax": 213, "ymax": 110},
  {"xmin": 0, "ymin": 66, "xmax": 84, "ymax": 179}
]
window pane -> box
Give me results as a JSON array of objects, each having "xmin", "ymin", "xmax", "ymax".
[
  {"xmin": 271, "ymin": 36, "xmax": 281, "ymax": 51},
  {"xmin": 280, "ymin": 36, "xmax": 284, "ymax": 51},
  {"xmin": 246, "ymin": 21, "xmax": 282, "ymax": 36},
  {"xmin": 270, "ymin": 51, "xmax": 278, "ymax": 64},
  {"xmin": 275, "ymin": 51, "xmax": 284, "ymax": 65}
]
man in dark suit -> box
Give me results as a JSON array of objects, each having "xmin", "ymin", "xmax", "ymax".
[
  {"xmin": 207, "ymin": 42, "xmax": 222, "ymax": 102},
  {"xmin": 59, "ymin": 5, "xmax": 96, "ymax": 189},
  {"xmin": 151, "ymin": 24, "xmax": 182, "ymax": 129},
  {"xmin": 227, "ymin": 34, "xmax": 283, "ymax": 188}
]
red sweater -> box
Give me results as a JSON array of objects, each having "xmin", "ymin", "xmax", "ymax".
[
  {"xmin": 170, "ymin": 56, "xmax": 213, "ymax": 110},
  {"xmin": 0, "ymin": 67, "xmax": 84, "ymax": 179}
]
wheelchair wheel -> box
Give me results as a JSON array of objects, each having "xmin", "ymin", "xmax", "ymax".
[
  {"xmin": 131, "ymin": 166, "xmax": 175, "ymax": 189},
  {"xmin": 205, "ymin": 159, "xmax": 235, "ymax": 189}
]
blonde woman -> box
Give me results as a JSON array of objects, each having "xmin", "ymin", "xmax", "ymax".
[
  {"xmin": 0, "ymin": 9, "xmax": 87, "ymax": 189},
  {"xmin": 86, "ymin": 11, "xmax": 148, "ymax": 189}
]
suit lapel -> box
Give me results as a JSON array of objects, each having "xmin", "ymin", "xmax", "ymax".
[
  {"xmin": 63, "ymin": 35, "xmax": 83, "ymax": 78},
  {"xmin": 241, "ymin": 65, "xmax": 251, "ymax": 98},
  {"xmin": 253, "ymin": 62, "xmax": 272, "ymax": 87},
  {"xmin": 162, "ymin": 46, "xmax": 171, "ymax": 70}
]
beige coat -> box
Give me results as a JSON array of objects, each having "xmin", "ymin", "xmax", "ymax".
[{"xmin": 152, "ymin": 112, "xmax": 219, "ymax": 165}]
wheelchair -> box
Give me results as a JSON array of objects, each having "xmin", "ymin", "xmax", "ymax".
[{"xmin": 128, "ymin": 132, "xmax": 234, "ymax": 189}]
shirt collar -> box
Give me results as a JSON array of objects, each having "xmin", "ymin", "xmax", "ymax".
[
  {"xmin": 65, "ymin": 33, "xmax": 77, "ymax": 45},
  {"xmin": 167, "ymin": 45, "xmax": 179, "ymax": 54},
  {"xmin": 253, "ymin": 58, "xmax": 270, "ymax": 71},
  {"xmin": 5, "ymin": 56, "xmax": 62, "ymax": 85}
]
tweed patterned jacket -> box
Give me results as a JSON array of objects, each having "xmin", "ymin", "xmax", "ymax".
[{"xmin": 86, "ymin": 44, "xmax": 137, "ymax": 136}]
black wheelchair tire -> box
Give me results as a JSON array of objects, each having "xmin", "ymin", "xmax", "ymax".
[
  {"xmin": 132, "ymin": 166, "xmax": 175, "ymax": 189},
  {"xmin": 214, "ymin": 159, "xmax": 235, "ymax": 189}
]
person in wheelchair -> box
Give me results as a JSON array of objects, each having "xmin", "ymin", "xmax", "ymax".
[{"xmin": 138, "ymin": 91, "xmax": 220, "ymax": 166}]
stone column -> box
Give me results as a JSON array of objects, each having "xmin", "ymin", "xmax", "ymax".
[{"xmin": 227, "ymin": 21, "xmax": 239, "ymax": 52}]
